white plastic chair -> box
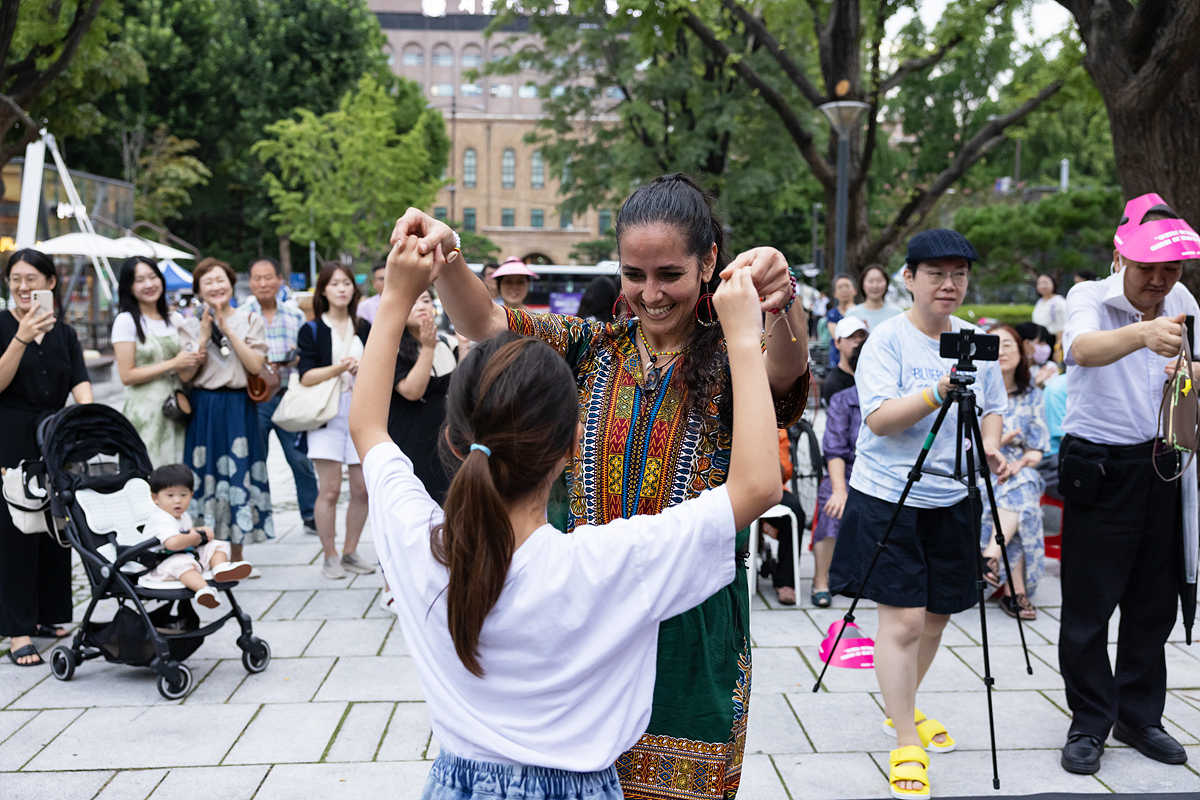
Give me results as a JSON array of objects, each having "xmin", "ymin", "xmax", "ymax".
[{"xmin": 746, "ymin": 503, "xmax": 802, "ymax": 609}]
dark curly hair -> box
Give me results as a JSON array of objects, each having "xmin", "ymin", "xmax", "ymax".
[{"xmin": 615, "ymin": 173, "xmax": 730, "ymax": 421}]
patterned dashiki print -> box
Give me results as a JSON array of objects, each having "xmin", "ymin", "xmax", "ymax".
[{"xmin": 507, "ymin": 308, "xmax": 808, "ymax": 799}]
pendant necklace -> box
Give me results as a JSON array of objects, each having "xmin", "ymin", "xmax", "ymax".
[{"xmin": 637, "ymin": 323, "xmax": 684, "ymax": 393}]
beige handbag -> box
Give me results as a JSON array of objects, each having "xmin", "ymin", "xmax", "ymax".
[{"xmin": 270, "ymin": 371, "xmax": 341, "ymax": 432}]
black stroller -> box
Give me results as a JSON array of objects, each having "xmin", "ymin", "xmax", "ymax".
[{"xmin": 39, "ymin": 404, "xmax": 270, "ymax": 699}]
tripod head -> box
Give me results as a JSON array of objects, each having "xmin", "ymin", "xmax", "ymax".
[{"xmin": 939, "ymin": 329, "xmax": 999, "ymax": 389}]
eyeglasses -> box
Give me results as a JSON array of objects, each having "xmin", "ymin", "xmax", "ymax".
[{"xmin": 920, "ymin": 269, "xmax": 969, "ymax": 286}]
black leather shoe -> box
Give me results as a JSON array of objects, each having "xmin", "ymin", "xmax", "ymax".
[
  {"xmin": 1061, "ymin": 732, "xmax": 1104, "ymax": 774},
  {"xmin": 1114, "ymin": 722, "xmax": 1188, "ymax": 765}
]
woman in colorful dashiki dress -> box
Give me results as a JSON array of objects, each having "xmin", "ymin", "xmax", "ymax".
[{"xmin": 398, "ymin": 174, "xmax": 810, "ymax": 799}]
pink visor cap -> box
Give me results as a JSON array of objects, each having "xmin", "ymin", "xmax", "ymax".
[
  {"xmin": 491, "ymin": 257, "xmax": 539, "ymax": 279},
  {"xmin": 1114, "ymin": 193, "xmax": 1200, "ymax": 263}
]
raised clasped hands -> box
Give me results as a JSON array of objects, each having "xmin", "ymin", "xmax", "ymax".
[
  {"xmin": 384, "ymin": 234, "xmax": 440, "ymax": 300},
  {"xmin": 390, "ymin": 208, "xmax": 458, "ymax": 261},
  {"xmin": 719, "ymin": 246, "xmax": 793, "ymax": 313},
  {"xmin": 712, "ymin": 265, "xmax": 763, "ymax": 347}
]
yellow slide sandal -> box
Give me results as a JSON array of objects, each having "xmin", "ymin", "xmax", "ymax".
[
  {"xmin": 889, "ymin": 745, "xmax": 931, "ymax": 799},
  {"xmin": 882, "ymin": 708, "xmax": 957, "ymax": 753}
]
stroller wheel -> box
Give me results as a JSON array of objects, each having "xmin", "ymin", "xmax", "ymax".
[
  {"xmin": 241, "ymin": 638, "xmax": 271, "ymax": 674},
  {"xmin": 156, "ymin": 663, "xmax": 193, "ymax": 700},
  {"xmin": 50, "ymin": 646, "xmax": 76, "ymax": 681}
]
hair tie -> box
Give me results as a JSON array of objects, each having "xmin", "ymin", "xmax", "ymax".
[{"xmin": 469, "ymin": 443, "xmax": 491, "ymax": 458}]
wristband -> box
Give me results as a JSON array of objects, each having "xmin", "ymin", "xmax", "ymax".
[
  {"xmin": 13, "ymin": 335, "xmax": 29, "ymax": 345},
  {"xmin": 931, "ymin": 384, "xmax": 943, "ymax": 405},
  {"xmin": 922, "ymin": 388, "xmax": 938, "ymax": 409}
]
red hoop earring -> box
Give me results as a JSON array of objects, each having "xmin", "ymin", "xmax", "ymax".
[
  {"xmin": 612, "ymin": 294, "xmax": 632, "ymax": 321},
  {"xmin": 694, "ymin": 293, "xmax": 717, "ymax": 327}
]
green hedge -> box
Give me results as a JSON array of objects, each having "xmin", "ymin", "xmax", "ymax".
[{"xmin": 957, "ymin": 304, "xmax": 1035, "ymax": 326}]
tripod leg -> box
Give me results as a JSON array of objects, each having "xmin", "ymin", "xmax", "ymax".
[
  {"xmin": 967, "ymin": 407, "xmax": 1035, "ymax": 676},
  {"xmin": 811, "ymin": 399, "xmax": 957, "ymax": 693}
]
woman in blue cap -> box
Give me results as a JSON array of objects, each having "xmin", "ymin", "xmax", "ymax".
[{"xmin": 828, "ymin": 229, "xmax": 1011, "ymax": 799}]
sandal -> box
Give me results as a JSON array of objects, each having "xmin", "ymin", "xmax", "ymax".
[
  {"xmin": 7, "ymin": 643, "xmax": 44, "ymax": 667},
  {"xmin": 32, "ymin": 625, "xmax": 68, "ymax": 639},
  {"xmin": 810, "ymin": 590, "xmax": 832, "ymax": 608},
  {"xmin": 775, "ymin": 586, "xmax": 796, "ymax": 606},
  {"xmin": 882, "ymin": 708, "xmax": 957, "ymax": 753},
  {"xmin": 888, "ymin": 745, "xmax": 930, "ymax": 799},
  {"xmin": 1000, "ymin": 593, "xmax": 1036, "ymax": 620},
  {"xmin": 981, "ymin": 553, "xmax": 1003, "ymax": 588}
]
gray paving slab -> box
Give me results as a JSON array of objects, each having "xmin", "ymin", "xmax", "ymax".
[
  {"xmin": 0, "ymin": 664, "xmax": 50, "ymax": 709},
  {"xmin": 375, "ymin": 703, "xmax": 432, "ymax": 761},
  {"xmin": 737, "ymin": 753, "xmax": 790, "ymax": 799},
  {"xmin": 224, "ymin": 701, "xmax": 345, "ymax": 764},
  {"xmin": 225, "ymin": 657, "xmax": 334, "ymax": 704},
  {"xmin": 880, "ymin": 689, "xmax": 1072, "ymax": 751},
  {"xmin": 27, "ymin": 705, "xmax": 256, "ymax": 770},
  {"xmin": 295, "ymin": 589, "xmax": 375, "ymax": 620},
  {"xmin": 303, "ymin": 618, "xmax": 394, "ymax": 657},
  {"xmin": 242, "ymin": 543, "xmax": 321, "ymax": 566},
  {"xmin": 866, "ymin": 747, "xmax": 1110, "ymax": 796},
  {"xmin": 183, "ymin": 660, "xmax": 247, "ymax": 705},
  {"xmin": 324, "ymin": 701, "xmax": 393, "ymax": 763},
  {"xmin": 0, "ymin": 710, "xmax": 37, "ymax": 744},
  {"xmin": 750, "ymin": 609, "xmax": 828, "ymax": 647},
  {"xmin": 751, "ymin": 646, "xmax": 813, "ymax": 694},
  {"xmin": 93, "ymin": 768, "xmax": 168, "ymax": 800},
  {"xmin": 379, "ymin": 620, "xmax": 409, "ymax": 656},
  {"xmin": 199, "ymin": 619, "xmax": 322, "ymax": 660},
  {"xmin": 146, "ymin": 764, "xmax": 268, "ymax": 800},
  {"xmin": 774, "ymin": 751, "xmax": 886, "ymax": 798},
  {"xmin": 0, "ymin": 708, "xmax": 84, "ymax": 770},
  {"xmin": 10, "ymin": 659, "xmax": 181, "ymax": 709},
  {"xmin": 0, "ymin": 769, "xmax": 112, "ymax": 800},
  {"xmin": 784, "ymin": 690, "xmax": 885, "ymax": 752},
  {"xmin": 241, "ymin": 565, "xmax": 343, "ymax": 592},
  {"xmin": 746, "ymin": 692, "xmax": 812, "ymax": 755},
  {"xmin": 260, "ymin": 589, "xmax": 314, "ymax": 620},
  {"xmin": 313, "ymin": 656, "xmax": 423, "ymax": 703},
  {"xmin": 254, "ymin": 760, "xmax": 432, "ymax": 799},
  {"xmin": 1095, "ymin": 746, "xmax": 1200, "ymax": 793},
  {"xmin": 947, "ymin": 643, "xmax": 1065, "ymax": 691}
]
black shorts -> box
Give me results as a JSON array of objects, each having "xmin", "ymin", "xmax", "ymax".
[{"xmin": 828, "ymin": 487, "xmax": 979, "ymax": 615}]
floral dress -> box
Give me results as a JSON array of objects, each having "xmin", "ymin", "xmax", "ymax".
[
  {"xmin": 979, "ymin": 386, "xmax": 1050, "ymax": 596},
  {"xmin": 507, "ymin": 308, "xmax": 808, "ymax": 799}
]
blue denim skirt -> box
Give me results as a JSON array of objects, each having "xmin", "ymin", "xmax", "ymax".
[{"xmin": 420, "ymin": 752, "xmax": 622, "ymax": 800}]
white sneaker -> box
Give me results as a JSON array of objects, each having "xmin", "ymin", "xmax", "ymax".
[
  {"xmin": 195, "ymin": 587, "xmax": 220, "ymax": 608},
  {"xmin": 212, "ymin": 561, "xmax": 253, "ymax": 582},
  {"xmin": 247, "ymin": 567, "xmax": 262, "ymax": 579},
  {"xmin": 341, "ymin": 552, "xmax": 376, "ymax": 575},
  {"xmin": 379, "ymin": 590, "xmax": 396, "ymax": 615},
  {"xmin": 322, "ymin": 556, "xmax": 346, "ymax": 580}
]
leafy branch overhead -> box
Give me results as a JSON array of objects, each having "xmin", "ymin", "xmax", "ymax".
[{"xmin": 253, "ymin": 74, "xmax": 447, "ymax": 258}]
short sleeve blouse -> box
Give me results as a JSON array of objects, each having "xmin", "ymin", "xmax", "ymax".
[
  {"xmin": 178, "ymin": 307, "xmax": 267, "ymax": 390},
  {"xmin": 111, "ymin": 311, "xmax": 183, "ymax": 344}
]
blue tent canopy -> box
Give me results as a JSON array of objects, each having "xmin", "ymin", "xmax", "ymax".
[{"xmin": 159, "ymin": 260, "xmax": 193, "ymax": 292}]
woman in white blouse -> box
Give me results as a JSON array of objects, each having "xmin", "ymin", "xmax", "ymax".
[{"xmin": 1031, "ymin": 274, "xmax": 1067, "ymax": 345}]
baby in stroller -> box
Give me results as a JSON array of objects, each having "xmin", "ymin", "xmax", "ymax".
[{"xmin": 142, "ymin": 464, "xmax": 254, "ymax": 608}]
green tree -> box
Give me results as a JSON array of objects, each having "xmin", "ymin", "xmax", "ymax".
[
  {"xmin": 569, "ymin": 237, "xmax": 617, "ymax": 264},
  {"xmin": 0, "ymin": 0, "xmax": 144, "ymax": 165},
  {"xmin": 132, "ymin": 126, "xmax": 211, "ymax": 225},
  {"xmin": 457, "ymin": 227, "xmax": 500, "ymax": 265},
  {"xmin": 253, "ymin": 74, "xmax": 446, "ymax": 259}
]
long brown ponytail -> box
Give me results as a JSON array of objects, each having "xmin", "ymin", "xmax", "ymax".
[{"xmin": 432, "ymin": 332, "xmax": 578, "ymax": 677}]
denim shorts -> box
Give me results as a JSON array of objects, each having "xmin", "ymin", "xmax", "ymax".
[{"xmin": 420, "ymin": 751, "xmax": 623, "ymax": 800}]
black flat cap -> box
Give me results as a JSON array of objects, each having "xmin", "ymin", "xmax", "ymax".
[{"xmin": 906, "ymin": 228, "xmax": 979, "ymax": 266}]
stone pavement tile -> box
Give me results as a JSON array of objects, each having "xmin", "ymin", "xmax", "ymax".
[
  {"xmin": 0, "ymin": 663, "xmax": 50, "ymax": 709},
  {"xmin": 746, "ymin": 693, "xmax": 812, "ymax": 755},
  {"xmin": 93, "ymin": 768, "xmax": 168, "ymax": 799},
  {"xmin": 784, "ymin": 691, "xmax": 882, "ymax": 752},
  {"xmin": 0, "ymin": 710, "xmax": 37, "ymax": 744},
  {"xmin": 380, "ymin": 623, "xmax": 409, "ymax": 656},
  {"xmin": 867, "ymin": 747, "xmax": 1110, "ymax": 796},
  {"xmin": 0, "ymin": 708, "xmax": 83, "ymax": 770},
  {"xmin": 951, "ymin": 605, "xmax": 1054, "ymax": 647},
  {"xmin": 242, "ymin": 543, "xmax": 320, "ymax": 566},
  {"xmin": 1039, "ymin": 687, "xmax": 1197, "ymax": 748},
  {"xmin": 146, "ymin": 764, "xmax": 267, "ymax": 800},
  {"xmin": 11, "ymin": 657, "xmax": 182, "ymax": 709},
  {"xmin": 364, "ymin": 590, "xmax": 394, "ymax": 620},
  {"xmin": 184, "ymin": 660, "xmax": 247, "ymax": 705},
  {"xmin": 1164, "ymin": 692, "xmax": 1200, "ymax": 744},
  {"xmin": 947, "ymin": 644, "xmax": 1065, "ymax": 691},
  {"xmin": 295, "ymin": 589, "xmax": 375, "ymax": 620},
  {"xmin": 226, "ymin": 657, "xmax": 334, "ymax": 704},
  {"xmin": 27, "ymin": 705, "xmax": 257, "ymax": 770},
  {"xmin": 224, "ymin": 701, "xmax": 345, "ymax": 764},
  {"xmin": 1169, "ymin": 607, "xmax": 1199, "ymax": 643},
  {"xmin": 1028, "ymin": 643, "xmax": 1063, "ymax": 674},
  {"xmin": 1176, "ymin": 687, "xmax": 1200, "ymax": 711},
  {"xmin": 199, "ymin": 619, "xmax": 322, "ymax": 660},
  {"xmin": 1022, "ymin": 609, "xmax": 1066, "ymax": 645},
  {"xmin": 894, "ymin": 689, "xmax": 1071, "ymax": 751},
  {"xmin": 241, "ymin": 565, "xmax": 337, "ymax": 592},
  {"xmin": 314, "ymin": 656, "xmax": 423, "ymax": 703},
  {"xmin": 254, "ymin": 761, "xmax": 432, "ymax": 800},
  {"xmin": 0, "ymin": 769, "xmax": 112, "ymax": 800},
  {"xmin": 1096, "ymin": 746, "xmax": 1200, "ymax": 793},
  {"xmin": 192, "ymin": 591, "xmax": 280, "ymax": 625},
  {"xmin": 348, "ymin": 570, "xmax": 384, "ymax": 590},
  {"xmin": 774, "ymin": 751, "xmax": 885, "ymax": 799},
  {"xmin": 303, "ymin": 619, "xmax": 394, "ymax": 657},
  {"xmin": 376, "ymin": 703, "xmax": 432, "ymax": 761},
  {"xmin": 1167, "ymin": 643, "xmax": 1200, "ymax": 690},
  {"xmin": 260, "ymin": 590, "xmax": 314, "ymax": 621},
  {"xmin": 324, "ymin": 701, "xmax": 393, "ymax": 763},
  {"xmin": 737, "ymin": 753, "xmax": 789, "ymax": 799},
  {"xmin": 749, "ymin": 610, "xmax": 827, "ymax": 647},
  {"xmin": 750, "ymin": 647, "xmax": 812, "ymax": 694}
]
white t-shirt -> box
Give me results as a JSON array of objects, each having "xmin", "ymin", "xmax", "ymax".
[
  {"xmin": 1032, "ymin": 294, "xmax": 1067, "ymax": 335},
  {"xmin": 143, "ymin": 505, "xmax": 193, "ymax": 545},
  {"xmin": 850, "ymin": 313, "xmax": 1007, "ymax": 508},
  {"xmin": 363, "ymin": 442, "xmax": 736, "ymax": 771},
  {"xmin": 111, "ymin": 311, "xmax": 184, "ymax": 344}
]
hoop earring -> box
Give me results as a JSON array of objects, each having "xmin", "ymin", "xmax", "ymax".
[
  {"xmin": 694, "ymin": 293, "xmax": 717, "ymax": 327},
  {"xmin": 612, "ymin": 294, "xmax": 632, "ymax": 321}
]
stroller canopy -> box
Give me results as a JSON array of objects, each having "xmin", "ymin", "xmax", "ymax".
[{"xmin": 39, "ymin": 404, "xmax": 153, "ymax": 499}]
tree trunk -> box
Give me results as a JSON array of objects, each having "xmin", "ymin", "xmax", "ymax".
[{"xmin": 278, "ymin": 235, "xmax": 292, "ymax": 279}]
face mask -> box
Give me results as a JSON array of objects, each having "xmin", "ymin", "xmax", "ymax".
[{"xmin": 1032, "ymin": 342, "xmax": 1052, "ymax": 365}]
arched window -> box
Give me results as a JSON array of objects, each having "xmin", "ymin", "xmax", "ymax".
[
  {"xmin": 463, "ymin": 148, "xmax": 477, "ymax": 188},
  {"xmin": 531, "ymin": 151, "xmax": 545, "ymax": 189},
  {"xmin": 402, "ymin": 43, "xmax": 424, "ymax": 66},
  {"xmin": 501, "ymin": 148, "xmax": 516, "ymax": 189},
  {"xmin": 461, "ymin": 45, "xmax": 483, "ymax": 68},
  {"xmin": 432, "ymin": 44, "xmax": 454, "ymax": 68}
]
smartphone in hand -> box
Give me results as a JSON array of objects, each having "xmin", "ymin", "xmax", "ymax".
[{"xmin": 31, "ymin": 290, "xmax": 53, "ymax": 316}]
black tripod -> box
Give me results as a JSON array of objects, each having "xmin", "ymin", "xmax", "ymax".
[{"xmin": 812, "ymin": 337, "xmax": 1034, "ymax": 790}]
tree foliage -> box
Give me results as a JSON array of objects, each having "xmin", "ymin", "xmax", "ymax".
[
  {"xmin": 252, "ymin": 74, "xmax": 445, "ymax": 259},
  {"xmin": 132, "ymin": 126, "xmax": 211, "ymax": 225},
  {"xmin": 569, "ymin": 236, "xmax": 617, "ymax": 264}
]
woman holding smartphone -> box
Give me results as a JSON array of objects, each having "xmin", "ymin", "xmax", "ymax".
[{"xmin": 0, "ymin": 249, "xmax": 92, "ymax": 666}]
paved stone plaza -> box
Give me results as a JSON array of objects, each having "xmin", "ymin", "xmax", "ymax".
[{"xmin": 3, "ymin": 402, "xmax": 1200, "ymax": 799}]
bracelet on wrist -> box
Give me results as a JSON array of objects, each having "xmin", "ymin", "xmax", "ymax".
[
  {"xmin": 13, "ymin": 335, "xmax": 29, "ymax": 345},
  {"xmin": 930, "ymin": 384, "xmax": 943, "ymax": 405},
  {"xmin": 922, "ymin": 388, "xmax": 938, "ymax": 409}
]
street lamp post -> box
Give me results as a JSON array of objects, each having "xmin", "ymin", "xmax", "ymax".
[{"xmin": 818, "ymin": 101, "xmax": 870, "ymax": 279}]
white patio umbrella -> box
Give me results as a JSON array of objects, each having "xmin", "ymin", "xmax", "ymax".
[
  {"xmin": 35, "ymin": 231, "xmax": 129, "ymax": 259},
  {"xmin": 112, "ymin": 236, "xmax": 195, "ymax": 261}
]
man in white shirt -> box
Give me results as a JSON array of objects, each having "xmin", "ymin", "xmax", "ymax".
[{"xmin": 1058, "ymin": 193, "xmax": 1200, "ymax": 775}]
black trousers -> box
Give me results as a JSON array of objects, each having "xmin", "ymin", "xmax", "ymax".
[
  {"xmin": 0, "ymin": 503, "xmax": 72, "ymax": 637},
  {"xmin": 1058, "ymin": 435, "xmax": 1181, "ymax": 738},
  {"xmin": 762, "ymin": 489, "xmax": 806, "ymax": 588}
]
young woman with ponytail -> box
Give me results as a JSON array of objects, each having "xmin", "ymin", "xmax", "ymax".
[
  {"xmin": 349, "ymin": 234, "xmax": 782, "ymax": 799},
  {"xmin": 390, "ymin": 173, "xmax": 809, "ymax": 797}
]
